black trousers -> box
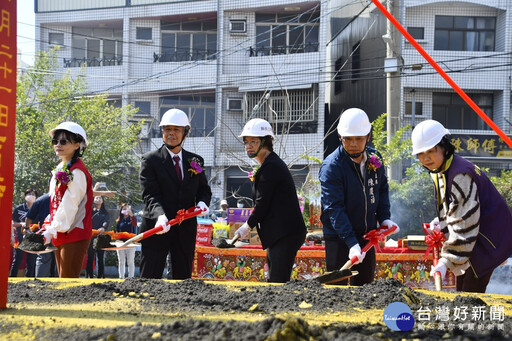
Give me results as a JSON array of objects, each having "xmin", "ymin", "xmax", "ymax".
[
  {"xmin": 266, "ymin": 231, "xmax": 306, "ymax": 283},
  {"xmin": 140, "ymin": 226, "xmax": 195, "ymax": 279},
  {"xmin": 324, "ymin": 235, "xmax": 376, "ymax": 286},
  {"xmin": 456, "ymin": 269, "xmax": 493, "ymax": 293},
  {"xmin": 86, "ymin": 241, "xmax": 105, "ymax": 278}
]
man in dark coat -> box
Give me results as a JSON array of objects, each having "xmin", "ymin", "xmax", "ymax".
[
  {"xmin": 319, "ymin": 108, "xmax": 399, "ymax": 286},
  {"xmin": 139, "ymin": 108, "xmax": 212, "ymax": 279}
]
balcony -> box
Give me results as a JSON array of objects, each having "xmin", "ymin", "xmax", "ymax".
[
  {"xmin": 249, "ymin": 42, "xmax": 319, "ymax": 57},
  {"xmin": 63, "ymin": 57, "xmax": 123, "ymax": 68},
  {"xmin": 153, "ymin": 50, "xmax": 216, "ymax": 63}
]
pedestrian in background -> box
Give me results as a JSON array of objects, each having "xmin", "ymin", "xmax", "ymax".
[
  {"xmin": 10, "ymin": 188, "xmax": 38, "ymax": 277},
  {"xmin": 25, "ymin": 193, "xmax": 57, "ymax": 277},
  {"xmin": 86, "ymin": 195, "xmax": 110, "ymax": 278},
  {"xmin": 115, "ymin": 203, "xmax": 137, "ymax": 278}
]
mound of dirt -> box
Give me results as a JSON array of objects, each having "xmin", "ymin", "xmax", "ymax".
[
  {"xmin": 17, "ymin": 233, "xmax": 45, "ymax": 251},
  {"xmin": 5, "ymin": 278, "xmax": 511, "ymax": 340},
  {"xmin": 93, "ymin": 234, "xmax": 114, "ymax": 249}
]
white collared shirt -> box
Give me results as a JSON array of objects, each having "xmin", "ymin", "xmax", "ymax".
[
  {"xmin": 166, "ymin": 147, "xmax": 183, "ymax": 177},
  {"xmin": 359, "ymin": 152, "xmax": 368, "ymax": 178}
]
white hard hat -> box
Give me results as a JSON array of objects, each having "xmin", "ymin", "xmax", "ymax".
[
  {"xmin": 159, "ymin": 108, "xmax": 190, "ymax": 128},
  {"xmin": 239, "ymin": 118, "xmax": 274, "ymax": 138},
  {"xmin": 411, "ymin": 120, "xmax": 450, "ymax": 155},
  {"xmin": 49, "ymin": 121, "xmax": 88, "ymax": 147},
  {"xmin": 220, "ymin": 199, "xmax": 228, "ymax": 206},
  {"xmin": 337, "ymin": 108, "xmax": 371, "ymax": 136}
]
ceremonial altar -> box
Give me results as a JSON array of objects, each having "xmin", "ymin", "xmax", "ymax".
[{"xmin": 192, "ymin": 244, "xmax": 456, "ymax": 290}]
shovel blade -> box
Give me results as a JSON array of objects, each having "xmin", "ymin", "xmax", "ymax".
[{"xmin": 315, "ymin": 269, "xmax": 358, "ymax": 284}]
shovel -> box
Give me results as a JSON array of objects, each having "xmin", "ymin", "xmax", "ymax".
[
  {"xmin": 423, "ymin": 223, "xmax": 445, "ymax": 291},
  {"xmin": 316, "ymin": 225, "xmax": 397, "ymax": 284},
  {"xmin": 17, "ymin": 226, "xmax": 57, "ymax": 254},
  {"xmin": 118, "ymin": 206, "xmax": 203, "ymax": 248},
  {"xmin": 211, "ymin": 234, "xmax": 240, "ymax": 249}
]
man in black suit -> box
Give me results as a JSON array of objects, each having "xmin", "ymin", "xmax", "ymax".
[{"xmin": 139, "ymin": 108, "xmax": 212, "ymax": 279}]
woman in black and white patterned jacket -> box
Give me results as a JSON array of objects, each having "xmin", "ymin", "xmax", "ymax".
[{"xmin": 411, "ymin": 120, "xmax": 512, "ymax": 293}]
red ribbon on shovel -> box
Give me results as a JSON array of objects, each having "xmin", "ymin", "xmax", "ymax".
[
  {"xmin": 423, "ymin": 223, "xmax": 446, "ymax": 291},
  {"xmin": 345, "ymin": 224, "xmax": 398, "ymax": 268},
  {"xmin": 119, "ymin": 206, "xmax": 204, "ymax": 247}
]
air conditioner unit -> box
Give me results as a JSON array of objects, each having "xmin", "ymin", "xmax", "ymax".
[
  {"xmin": 229, "ymin": 20, "xmax": 247, "ymax": 34},
  {"xmin": 227, "ymin": 98, "xmax": 243, "ymax": 111}
]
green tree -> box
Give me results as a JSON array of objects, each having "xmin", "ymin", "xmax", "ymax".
[
  {"xmin": 490, "ymin": 170, "xmax": 512, "ymax": 213},
  {"xmin": 15, "ymin": 49, "xmax": 143, "ymax": 205},
  {"xmin": 388, "ymin": 164, "xmax": 436, "ymax": 236},
  {"xmin": 371, "ymin": 113, "xmax": 434, "ymax": 237},
  {"xmin": 370, "ymin": 113, "xmax": 412, "ymax": 166}
]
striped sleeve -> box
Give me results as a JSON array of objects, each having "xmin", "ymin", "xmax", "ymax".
[{"xmin": 440, "ymin": 173, "xmax": 480, "ymax": 276}]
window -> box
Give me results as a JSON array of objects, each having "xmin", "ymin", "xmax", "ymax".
[
  {"xmin": 70, "ymin": 27, "xmax": 123, "ymax": 67},
  {"xmin": 405, "ymin": 101, "xmax": 423, "ymax": 115},
  {"xmin": 135, "ymin": 101, "xmax": 151, "ymax": 116},
  {"xmin": 229, "ymin": 20, "xmax": 246, "ymax": 33},
  {"xmin": 136, "ymin": 27, "xmax": 152, "ymax": 40},
  {"xmin": 159, "ymin": 95, "xmax": 216, "ymax": 137},
  {"xmin": 351, "ymin": 42, "xmax": 360, "ymax": 82},
  {"xmin": 407, "ymin": 27, "xmax": 424, "ymax": 40},
  {"xmin": 227, "ymin": 98, "xmax": 243, "ymax": 111},
  {"xmin": 434, "ymin": 16, "xmax": 495, "ymax": 51},
  {"xmin": 158, "ymin": 20, "xmax": 217, "ymax": 62},
  {"xmin": 334, "ymin": 57, "xmax": 343, "ymax": 94},
  {"xmin": 244, "ymin": 87, "xmax": 318, "ymax": 134},
  {"xmin": 253, "ymin": 12, "xmax": 319, "ymax": 56},
  {"xmin": 49, "ymin": 32, "xmax": 64, "ymax": 46},
  {"xmin": 433, "ymin": 92, "xmax": 493, "ymax": 130}
]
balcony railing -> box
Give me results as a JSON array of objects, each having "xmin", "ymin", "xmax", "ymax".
[
  {"xmin": 249, "ymin": 42, "xmax": 319, "ymax": 57},
  {"xmin": 63, "ymin": 57, "xmax": 123, "ymax": 68},
  {"xmin": 153, "ymin": 50, "xmax": 216, "ymax": 63}
]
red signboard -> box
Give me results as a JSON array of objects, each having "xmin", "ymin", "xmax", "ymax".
[{"xmin": 0, "ymin": 0, "xmax": 17, "ymax": 309}]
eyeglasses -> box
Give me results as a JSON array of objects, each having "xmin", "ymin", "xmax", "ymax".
[
  {"xmin": 243, "ymin": 140, "xmax": 261, "ymax": 147},
  {"xmin": 52, "ymin": 139, "xmax": 70, "ymax": 146}
]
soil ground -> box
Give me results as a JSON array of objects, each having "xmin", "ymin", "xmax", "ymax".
[{"xmin": 1, "ymin": 277, "xmax": 511, "ymax": 340}]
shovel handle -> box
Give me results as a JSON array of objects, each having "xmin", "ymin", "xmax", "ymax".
[{"xmin": 119, "ymin": 208, "xmax": 203, "ymax": 247}]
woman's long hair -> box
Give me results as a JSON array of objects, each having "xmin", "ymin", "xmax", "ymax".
[
  {"xmin": 94, "ymin": 197, "xmax": 108, "ymax": 215},
  {"xmin": 53, "ymin": 129, "xmax": 85, "ymax": 166},
  {"xmin": 116, "ymin": 203, "xmax": 129, "ymax": 224}
]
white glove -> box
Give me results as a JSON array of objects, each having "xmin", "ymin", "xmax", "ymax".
[
  {"xmin": 42, "ymin": 229, "xmax": 56, "ymax": 245},
  {"xmin": 348, "ymin": 244, "xmax": 366, "ymax": 265},
  {"xmin": 430, "ymin": 258, "xmax": 448, "ymax": 280},
  {"xmin": 235, "ymin": 222, "xmax": 251, "ymax": 240},
  {"xmin": 381, "ymin": 219, "xmax": 400, "ymax": 235},
  {"xmin": 155, "ymin": 214, "xmax": 169, "ymax": 235},
  {"xmin": 196, "ymin": 201, "xmax": 209, "ymax": 217},
  {"xmin": 429, "ymin": 217, "xmax": 441, "ymax": 232}
]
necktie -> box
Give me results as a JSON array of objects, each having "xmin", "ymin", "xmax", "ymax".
[{"xmin": 173, "ymin": 155, "xmax": 182, "ymax": 181}]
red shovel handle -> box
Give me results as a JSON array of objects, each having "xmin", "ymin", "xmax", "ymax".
[
  {"xmin": 342, "ymin": 225, "xmax": 398, "ymax": 270},
  {"xmin": 119, "ymin": 207, "xmax": 203, "ymax": 247}
]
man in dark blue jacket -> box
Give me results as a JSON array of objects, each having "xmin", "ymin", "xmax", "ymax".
[{"xmin": 319, "ymin": 108, "xmax": 399, "ymax": 285}]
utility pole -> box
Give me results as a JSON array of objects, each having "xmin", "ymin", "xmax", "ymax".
[{"xmin": 384, "ymin": 0, "xmax": 401, "ymax": 181}]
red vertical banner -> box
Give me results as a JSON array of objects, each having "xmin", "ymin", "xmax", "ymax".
[{"xmin": 0, "ymin": 0, "xmax": 17, "ymax": 309}]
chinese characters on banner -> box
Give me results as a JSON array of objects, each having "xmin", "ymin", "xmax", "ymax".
[
  {"xmin": 451, "ymin": 134, "xmax": 512, "ymax": 158},
  {"xmin": 0, "ymin": 0, "xmax": 17, "ymax": 309},
  {"xmin": 415, "ymin": 305, "xmax": 505, "ymax": 331}
]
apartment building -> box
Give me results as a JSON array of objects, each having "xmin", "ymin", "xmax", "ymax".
[
  {"xmin": 328, "ymin": 0, "xmax": 512, "ymax": 176},
  {"xmin": 34, "ymin": 0, "xmax": 327, "ymax": 207}
]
